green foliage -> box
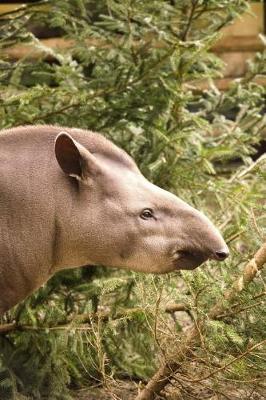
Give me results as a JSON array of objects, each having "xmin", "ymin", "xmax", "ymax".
[{"xmin": 0, "ymin": 0, "xmax": 265, "ymax": 399}]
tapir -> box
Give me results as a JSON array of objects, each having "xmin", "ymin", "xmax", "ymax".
[{"xmin": 0, "ymin": 125, "xmax": 229, "ymax": 315}]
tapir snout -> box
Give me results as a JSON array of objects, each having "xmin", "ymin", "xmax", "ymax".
[
  {"xmin": 0, "ymin": 125, "xmax": 229, "ymax": 314},
  {"xmin": 169, "ymin": 205, "xmax": 229, "ymax": 271},
  {"xmin": 128, "ymin": 181, "xmax": 229, "ymax": 273}
]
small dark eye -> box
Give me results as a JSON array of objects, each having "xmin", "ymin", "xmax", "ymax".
[{"xmin": 140, "ymin": 209, "xmax": 154, "ymax": 220}]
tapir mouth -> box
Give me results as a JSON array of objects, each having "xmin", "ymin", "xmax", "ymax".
[{"xmin": 173, "ymin": 250, "xmax": 208, "ymax": 270}]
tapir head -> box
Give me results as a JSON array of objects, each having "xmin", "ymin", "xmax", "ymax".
[{"xmin": 55, "ymin": 132, "xmax": 229, "ymax": 274}]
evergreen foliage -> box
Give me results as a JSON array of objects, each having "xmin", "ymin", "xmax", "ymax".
[{"xmin": 0, "ymin": 1, "xmax": 265, "ymax": 399}]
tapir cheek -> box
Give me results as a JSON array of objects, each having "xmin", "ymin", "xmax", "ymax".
[
  {"xmin": 119, "ymin": 246, "xmax": 132, "ymax": 260},
  {"xmin": 118, "ymin": 232, "xmax": 138, "ymax": 261}
]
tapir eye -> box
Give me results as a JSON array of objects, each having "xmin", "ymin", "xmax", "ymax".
[{"xmin": 140, "ymin": 208, "xmax": 154, "ymax": 220}]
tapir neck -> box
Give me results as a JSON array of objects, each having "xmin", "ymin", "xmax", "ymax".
[{"xmin": 51, "ymin": 179, "xmax": 98, "ymax": 271}]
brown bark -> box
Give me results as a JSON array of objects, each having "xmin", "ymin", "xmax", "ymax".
[
  {"xmin": 135, "ymin": 242, "xmax": 266, "ymax": 400},
  {"xmin": 165, "ymin": 303, "xmax": 189, "ymax": 313},
  {"xmin": 0, "ymin": 322, "xmax": 16, "ymax": 334}
]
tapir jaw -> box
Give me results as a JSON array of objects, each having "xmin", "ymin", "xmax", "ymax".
[
  {"xmin": 173, "ymin": 250, "xmax": 208, "ymax": 270},
  {"xmin": 172, "ymin": 243, "xmax": 229, "ymax": 270}
]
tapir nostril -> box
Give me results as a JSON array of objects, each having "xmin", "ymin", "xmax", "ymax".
[{"xmin": 214, "ymin": 249, "xmax": 229, "ymax": 261}]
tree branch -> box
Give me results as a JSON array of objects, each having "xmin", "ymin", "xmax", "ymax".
[
  {"xmin": 135, "ymin": 242, "xmax": 266, "ymax": 400},
  {"xmin": 180, "ymin": 0, "xmax": 198, "ymax": 41},
  {"xmin": 0, "ymin": 307, "xmax": 144, "ymax": 335}
]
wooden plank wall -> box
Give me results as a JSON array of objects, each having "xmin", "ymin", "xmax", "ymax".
[
  {"xmin": 0, "ymin": 2, "xmax": 265, "ymax": 90},
  {"xmin": 215, "ymin": 3, "xmax": 264, "ymax": 77},
  {"xmin": 197, "ymin": 3, "xmax": 265, "ymax": 90}
]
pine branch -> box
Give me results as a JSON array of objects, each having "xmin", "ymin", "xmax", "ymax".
[
  {"xmin": 0, "ymin": 1, "xmax": 48, "ymax": 19},
  {"xmin": 0, "ymin": 303, "xmax": 192, "ymax": 335},
  {"xmin": 182, "ymin": 339, "xmax": 266, "ymax": 384},
  {"xmin": 0, "ymin": 307, "xmax": 144, "ymax": 335},
  {"xmin": 3, "ymin": 34, "xmax": 263, "ymax": 61},
  {"xmin": 135, "ymin": 242, "xmax": 266, "ymax": 400},
  {"xmin": 209, "ymin": 242, "xmax": 266, "ymax": 319},
  {"xmin": 180, "ymin": 0, "xmax": 198, "ymax": 41}
]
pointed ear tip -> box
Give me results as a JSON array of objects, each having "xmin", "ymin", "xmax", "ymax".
[{"xmin": 55, "ymin": 131, "xmax": 72, "ymax": 144}]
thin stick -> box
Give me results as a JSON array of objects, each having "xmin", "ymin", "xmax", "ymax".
[{"xmin": 135, "ymin": 242, "xmax": 266, "ymax": 400}]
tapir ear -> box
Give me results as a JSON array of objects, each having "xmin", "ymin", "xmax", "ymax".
[{"xmin": 55, "ymin": 132, "xmax": 100, "ymax": 181}]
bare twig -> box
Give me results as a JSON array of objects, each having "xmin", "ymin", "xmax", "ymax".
[
  {"xmin": 209, "ymin": 242, "xmax": 266, "ymax": 318},
  {"xmin": 229, "ymin": 153, "xmax": 266, "ymax": 183},
  {"xmin": 181, "ymin": 339, "xmax": 266, "ymax": 383},
  {"xmin": 0, "ymin": 322, "xmax": 16, "ymax": 334},
  {"xmin": 181, "ymin": 0, "xmax": 198, "ymax": 41},
  {"xmin": 135, "ymin": 242, "xmax": 266, "ymax": 400},
  {"xmin": 165, "ymin": 303, "xmax": 189, "ymax": 313},
  {"xmin": 215, "ymin": 299, "xmax": 265, "ymax": 320}
]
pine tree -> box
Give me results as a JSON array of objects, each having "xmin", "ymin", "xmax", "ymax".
[{"xmin": 0, "ymin": 1, "xmax": 265, "ymax": 399}]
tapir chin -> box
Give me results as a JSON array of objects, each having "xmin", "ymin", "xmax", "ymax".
[{"xmin": 0, "ymin": 125, "xmax": 229, "ymax": 315}]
